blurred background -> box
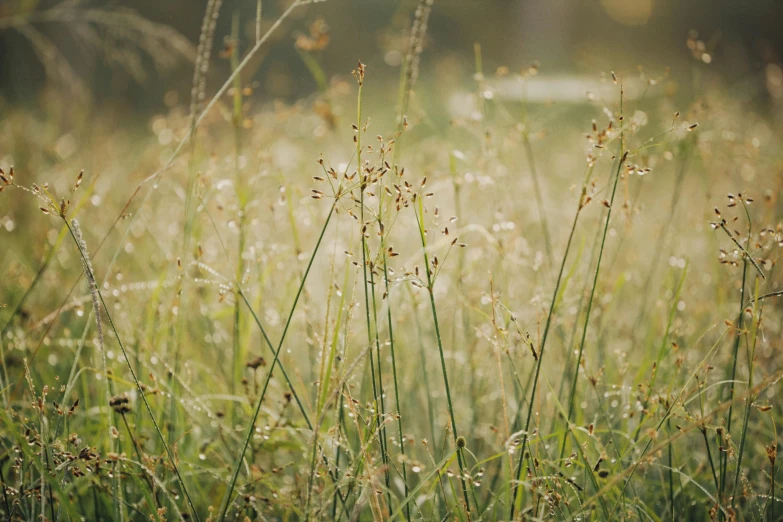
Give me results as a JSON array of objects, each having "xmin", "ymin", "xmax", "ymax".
[{"xmin": 1, "ymin": 0, "xmax": 782, "ymax": 119}]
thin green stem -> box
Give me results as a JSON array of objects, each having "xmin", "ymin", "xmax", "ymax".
[
  {"xmin": 559, "ymin": 152, "xmax": 626, "ymax": 460},
  {"xmin": 509, "ymin": 202, "xmax": 583, "ymax": 519},
  {"xmin": 355, "ymin": 71, "xmax": 392, "ymax": 513},
  {"xmin": 731, "ymin": 279, "xmax": 763, "ymax": 508},
  {"xmin": 414, "ymin": 197, "xmax": 471, "ymax": 516},
  {"xmin": 384, "ymin": 255, "xmax": 410, "ymax": 521},
  {"xmin": 719, "ymin": 232, "xmax": 750, "ymax": 510},
  {"xmin": 64, "ymin": 219, "xmax": 200, "ymax": 522},
  {"xmin": 217, "ymin": 203, "xmax": 336, "ymax": 521}
]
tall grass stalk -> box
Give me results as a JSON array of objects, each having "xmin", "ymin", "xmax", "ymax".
[
  {"xmin": 373, "ymin": 148, "xmax": 410, "ymax": 520},
  {"xmin": 719, "ymin": 261, "xmax": 748, "ymax": 515},
  {"xmin": 731, "ymin": 278, "xmax": 764, "ymax": 508},
  {"xmin": 696, "ymin": 376, "xmax": 721, "ymax": 495},
  {"xmin": 719, "ymin": 202, "xmax": 753, "ymax": 514},
  {"xmin": 413, "ymin": 195, "xmax": 471, "ymax": 516},
  {"xmin": 331, "ymin": 263, "xmax": 359, "ymax": 519},
  {"xmin": 305, "ymin": 241, "xmax": 338, "ymax": 520},
  {"xmin": 70, "ymin": 219, "xmax": 121, "ymax": 518},
  {"xmin": 63, "ymin": 219, "xmax": 200, "ymax": 522},
  {"xmin": 550, "ymin": 223, "xmax": 597, "ymax": 437},
  {"xmin": 367, "ymin": 254, "xmax": 393, "ymax": 510},
  {"xmin": 382, "ymin": 255, "xmax": 410, "ymax": 520},
  {"xmin": 178, "ymin": 0, "xmax": 224, "ymax": 444},
  {"xmin": 353, "ymin": 62, "xmax": 393, "ymax": 513},
  {"xmin": 217, "ymin": 203, "xmax": 336, "ymax": 521},
  {"xmin": 229, "ymin": 8, "xmax": 247, "ymax": 425},
  {"xmin": 387, "ymin": 4, "xmax": 436, "ymax": 511},
  {"xmin": 407, "ymin": 286, "xmax": 439, "ymax": 452},
  {"xmin": 509, "ymin": 201, "xmax": 576, "ymax": 516},
  {"xmin": 559, "ymin": 145, "xmax": 626, "ymax": 459},
  {"xmin": 509, "ymin": 141, "xmax": 624, "ymax": 519}
]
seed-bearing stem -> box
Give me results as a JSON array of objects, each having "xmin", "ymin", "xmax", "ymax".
[
  {"xmin": 559, "ymin": 150, "xmax": 626, "ymax": 459},
  {"xmin": 731, "ymin": 278, "xmax": 764, "ymax": 509},
  {"xmin": 353, "ymin": 62, "xmax": 393, "ymax": 513},
  {"xmin": 414, "ymin": 196, "xmax": 471, "ymax": 516},
  {"xmin": 719, "ymin": 203, "xmax": 751, "ymax": 515},
  {"xmin": 64, "ymin": 219, "xmax": 201, "ymax": 522},
  {"xmin": 512, "ymin": 81, "xmax": 626, "ymax": 519}
]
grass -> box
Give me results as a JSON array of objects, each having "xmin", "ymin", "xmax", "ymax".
[{"xmin": 1, "ymin": 1, "xmax": 783, "ymax": 521}]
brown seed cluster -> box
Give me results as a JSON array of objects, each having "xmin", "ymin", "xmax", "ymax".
[{"xmin": 109, "ymin": 395, "xmax": 132, "ymax": 414}]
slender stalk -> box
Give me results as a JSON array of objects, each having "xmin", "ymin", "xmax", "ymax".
[
  {"xmin": 304, "ymin": 416, "xmax": 322, "ymax": 522},
  {"xmin": 217, "ymin": 203, "xmax": 336, "ymax": 521},
  {"xmin": 719, "ymin": 209, "xmax": 751, "ymax": 509},
  {"xmin": 559, "ymin": 150, "xmax": 626, "ymax": 459},
  {"xmin": 408, "ymin": 287, "xmax": 438, "ymax": 455},
  {"xmin": 121, "ymin": 413, "xmax": 160, "ymax": 509},
  {"xmin": 413, "ymin": 197, "xmax": 471, "ymax": 515},
  {"xmin": 354, "ymin": 64, "xmax": 392, "ymax": 513},
  {"xmin": 306, "ymin": 245, "xmax": 338, "ymax": 520},
  {"xmin": 383, "ymin": 256, "xmax": 410, "ymax": 521},
  {"xmin": 331, "ymin": 264, "xmax": 356, "ymax": 521},
  {"xmin": 230, "ymin": 8, "xmax": 246, "ymax": 426},
  {"xmin": 697, "ymin": 377, "xmax": 720, "ymax": 496},
  {"xmin": 367, "ymin": 252, "xmax": 393, "ymax": 510},
  {"xmin": 731, "ymin": 279, "xmax": 763, "ymax": 508},
  {"xmin": 551, "ymin": 217, "xmax": 600, "ymax": 439},
  {"xmin": 331, "ymin": 388, "xmax": 346, "ymax": 521},
  {"xmin": 666, "ymin": 418, "xmax": 676, "ymax": 518},
  {"xmin": 63, "ymin": 219, "xmax": 200, "ymax": 522},
  {"xmin": 508, "ymin": 194, "xmax": 587, "ymax": 519}
]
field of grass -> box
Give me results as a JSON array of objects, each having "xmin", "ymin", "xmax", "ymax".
[{"xmin": 1, "ymin": 1, "xmax": 782, "ymax": 521}]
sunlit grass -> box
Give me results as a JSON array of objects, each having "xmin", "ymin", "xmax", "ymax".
[{"xmin": 1, "ymin": 1, "xmax": 782, "ymax": 521}]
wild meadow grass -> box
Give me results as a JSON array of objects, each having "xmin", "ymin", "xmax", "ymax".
[{"xmin": 1, "ymin": 1, "xmax": 782, "ymax": 520}]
